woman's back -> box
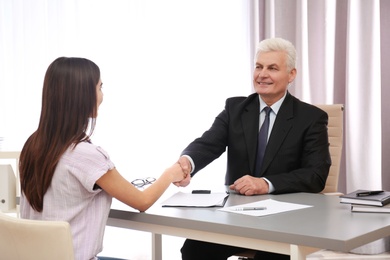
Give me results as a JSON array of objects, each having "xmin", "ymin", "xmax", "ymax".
[{"xmin": 21, "ymin": 141, "xmax": 114, "ymax": 260}]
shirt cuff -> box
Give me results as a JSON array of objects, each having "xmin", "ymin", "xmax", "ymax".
[
  {"xmin": 262, "ymin": 177, "xmax": 275, "ymax": 193},
  {"xmin": 181, "ymin": 155, "xmax": 195, "ymax": 174}
]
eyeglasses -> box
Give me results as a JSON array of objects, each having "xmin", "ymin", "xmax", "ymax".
[{"xmin": 131, "ymin": 177, "xmax": 156, "ymax": 188}]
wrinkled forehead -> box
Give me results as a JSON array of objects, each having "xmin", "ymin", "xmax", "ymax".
[{"xmin": 256, "ymin": 51, "xmax": 288, "ymax": 67}]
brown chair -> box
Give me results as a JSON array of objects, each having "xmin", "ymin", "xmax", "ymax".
[
  {"xmin": 0, "ymin": 210, "xmax": 75, "ymax": 260},
  {"xmin": 234, "ymin": 104, "xmax": 344, "ymax": 260}
]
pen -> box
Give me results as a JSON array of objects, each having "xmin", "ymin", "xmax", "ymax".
[
  {"xmin": 356, "ymin": 190, "xmax": 383, "ymax": 197},
  {"xmin": 233, "ymin": 207, "xmax": 267, "ymax": 211}
]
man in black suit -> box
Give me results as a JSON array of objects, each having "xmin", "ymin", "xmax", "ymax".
[{"xmin": 176, "ymin": 38, "xmax": 331, "ymax": 260}]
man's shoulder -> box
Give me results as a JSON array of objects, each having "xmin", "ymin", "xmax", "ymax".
[
  {"xmin": 226, "ymin": 93, "xmax": 258, "ymax": 106},
  {"xmin": 288, "ymin": 94, "xmax": 327, "ymax": 115},
  {"xmin": 226, "ymin": 95, "xmax": 250, "ymax": 102}
]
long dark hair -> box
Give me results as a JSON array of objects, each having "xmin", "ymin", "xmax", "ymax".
[{"xmin": 20, "ymin": 57, "xmax": 100, "ymax": 212}]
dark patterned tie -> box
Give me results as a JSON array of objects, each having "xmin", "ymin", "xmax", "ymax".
[{"xmin": 254, "ymin": 106, "xmax": 272, "ymax": 177}]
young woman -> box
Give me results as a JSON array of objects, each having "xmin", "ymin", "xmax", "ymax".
[{"xmin": 19, "ymin": 57, "xmax": 185, "ymax": 260}]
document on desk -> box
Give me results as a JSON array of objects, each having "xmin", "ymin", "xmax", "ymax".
[
  {"xmin": 219, "ymin": 199, "xmax": 312, "ymax": 216},
  {"xmin": 161, "ymin": 192, "xmax": 229, "ymax": 207}
]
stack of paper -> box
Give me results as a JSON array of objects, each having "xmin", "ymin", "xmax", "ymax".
[
  {"xmin": 351, "ymin": 204, "xmax": 390, "ymax": 213},
  {"xmin": 219, "ymin": 199, "xmax": 312, "ymax": 217},
  {"xmin": 161, "ymin": 192, "xmax": 228, "ymax": 207}
]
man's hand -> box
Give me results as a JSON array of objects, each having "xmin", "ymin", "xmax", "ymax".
[
  {"xmin": 229, "ymin": 175, "xmax": 269, "ymax": 195},
  {"xmin": 173, "ymin": 156, "xmax": 192, "ymax": 187}
]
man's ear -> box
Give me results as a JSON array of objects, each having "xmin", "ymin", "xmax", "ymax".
[{"xmin": 288, "ymin": 68, "xmax": 297, "ymax": 83}]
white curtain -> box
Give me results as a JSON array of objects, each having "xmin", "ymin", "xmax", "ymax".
[
  {"xmin": 255, "ymin": 0, "xmax": 388, "ymax": 193},
  {"xmin": 346, "ymin": 0, "xmax": 382, "ymax": 191}
]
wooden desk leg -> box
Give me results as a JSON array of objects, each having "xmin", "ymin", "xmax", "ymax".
[
  {"xmin": 151, "ymin": 233, "xmax": 162, "ymax": 260},
  {"xmin": 290, "ymin": 245, "xmax": 319, "ymax": 260}
]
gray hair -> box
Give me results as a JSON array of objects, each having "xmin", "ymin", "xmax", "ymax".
[{"xmin": 255, "ymin": 38, "xmax": 296, "ymax": 72}]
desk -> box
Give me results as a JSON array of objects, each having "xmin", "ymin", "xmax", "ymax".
[{"xmin": 107, "ymin": 192, "xmax": 390, "ymax": 260}]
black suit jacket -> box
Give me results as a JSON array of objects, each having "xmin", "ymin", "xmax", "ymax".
[{"xmin": 181, "ymin": 92, "xmax": 331, "ymax": 194}]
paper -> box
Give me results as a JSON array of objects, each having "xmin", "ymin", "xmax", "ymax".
[
  {"xmin": 218, "ymin": 199, "xmax": 312, "ymax": 216},
  {"xmin": 161, "ymin": 191, "xmax": 229, "ymax": 207}
]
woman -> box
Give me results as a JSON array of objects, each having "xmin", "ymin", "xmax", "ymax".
[{"xmin": 19, "ymin": 57, "xmax": 185, "ymax": 260}]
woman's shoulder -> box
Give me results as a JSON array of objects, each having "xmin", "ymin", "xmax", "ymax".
[{"xmin": 66, "ymin": 141, "xmax": 110, "ymax": 161}]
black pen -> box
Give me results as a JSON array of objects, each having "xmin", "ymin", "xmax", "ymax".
[{"xmin": 356, "ymin": 190, "xmax": 383, "ymax": 197}]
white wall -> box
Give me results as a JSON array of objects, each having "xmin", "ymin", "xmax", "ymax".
[
  {"xmin": 0, "ymin": 0, "xmax": 253, "ymax": 185},
  {"xmin": 1, "ymin": 1, "xmax": 254, "ymax": 257}
]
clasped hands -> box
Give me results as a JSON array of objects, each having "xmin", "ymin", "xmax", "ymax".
[{"xmin": 173, "ymin": 156, "xmax": 269, "ymax": 195}]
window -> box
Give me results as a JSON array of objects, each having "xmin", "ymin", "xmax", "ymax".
[{"xmin": 0, "ymin": 1, "xmax": 252, "ymax": 186}]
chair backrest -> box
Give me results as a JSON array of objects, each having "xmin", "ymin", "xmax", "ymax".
[
  {"xmin": 315, "ymin": 104, "xmax": 344, "ymax": 194},
  {"xmin": 0, "ymin": 211, "xmax": 74, "ymax": 260}
]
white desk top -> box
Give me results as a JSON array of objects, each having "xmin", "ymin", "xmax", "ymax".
[{"xmin": 108, "ymin": 191, "xmax": 390, "ymax": 252}]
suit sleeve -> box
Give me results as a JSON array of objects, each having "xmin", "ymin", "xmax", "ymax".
[{"xmin": 181, "ymin": 104, "xmax": 230, "ymax": 176}]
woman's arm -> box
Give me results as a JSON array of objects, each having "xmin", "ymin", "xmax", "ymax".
[{"xmin": 96, "ymin": 163, "xmax": 185, "ymax": 212}]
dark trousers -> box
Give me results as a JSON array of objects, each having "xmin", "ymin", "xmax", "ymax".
[{"xmin": 181, "ymin": 239, "xmax": 290, "ymax": 260}]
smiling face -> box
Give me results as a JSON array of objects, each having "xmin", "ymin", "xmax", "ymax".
[{"xmin": 253, "ymin": 50, "xmax": 296, "ymax": 106}]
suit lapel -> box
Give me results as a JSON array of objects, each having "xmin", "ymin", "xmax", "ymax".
[
  {"xmin": 260, "ymin": 93, "xmax": 294, "ymax": 175},
  {"xmin": 241, "ymin": 95, "xmax": 260, "ymax": 173}
]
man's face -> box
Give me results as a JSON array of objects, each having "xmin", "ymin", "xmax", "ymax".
[{"xmin": 253, "ymin": 51, "xmax": 296, "ymax": 105}]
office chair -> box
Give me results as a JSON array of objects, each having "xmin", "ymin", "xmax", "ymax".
[
  {"xmin": 0, "ymin": 210, "xmax": 75, "ymax": 260},
  {"xmin": 316, "ymin": 104, "xmax": 344, "ymax": 195},
  {"xmin": 234, "ymin": 104, "xmax": 345, "ymax": 260}
]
